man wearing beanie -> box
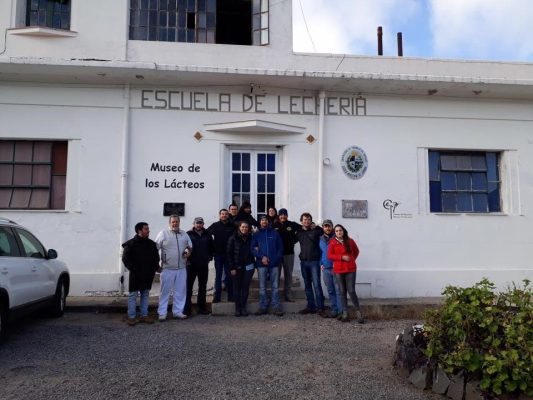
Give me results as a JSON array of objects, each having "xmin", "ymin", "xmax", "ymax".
[{"xmin": 274, "ymin": 208, "xmax": 301, "ymax": 302}]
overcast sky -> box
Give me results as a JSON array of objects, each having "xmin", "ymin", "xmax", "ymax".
[{"xmin": 292, "ymin": 0, "xmax": 533, "ymax": 62}]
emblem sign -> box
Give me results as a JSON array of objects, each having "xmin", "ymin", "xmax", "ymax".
[{"xmin": 341, "ymin": 146, "xmax": 368, "ymax": 180}]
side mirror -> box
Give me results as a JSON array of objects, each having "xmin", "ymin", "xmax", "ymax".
[{"xmin": 47, "ymin": 249, "xmax": 58, "ymax": 259}]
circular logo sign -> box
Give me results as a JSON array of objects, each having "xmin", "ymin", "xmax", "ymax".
[{"xmin": 341, "ymin": 146, "xmax": 368, "ymax": 180}]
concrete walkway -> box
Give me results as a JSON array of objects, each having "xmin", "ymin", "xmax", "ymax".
[{"xmin": 66, "ymin": 293, "xmax": 442, "ymax": 319}]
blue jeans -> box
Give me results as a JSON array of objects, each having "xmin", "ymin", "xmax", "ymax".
[
  {"xmin": 322, "ymin": 268, "xmax": 341, "ymax": 314},
  {"xmin": 214, "ymin": 255, "xmax": 233, "ymax": 302},
  {"xmin": 128, "ymin": 289, "xmax": 149, "ymax": 319},
  {"xmin": 257, "ymin": 266, "xmax": 281, "ymax": 310},
  {"xmin": 300, "ymin": 260, "xmax": 324, "ymax": 311}
]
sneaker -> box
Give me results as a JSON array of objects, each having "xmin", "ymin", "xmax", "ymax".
[
  {"xmin": 274, "ymin": 310, "xmax": 284, "ymax": 317},
  {"xmin": 317, "ymin": 309, "xmax": 329, "ymax": 318},
  {"xmin": 340, "ymin": 311, "xmax": 349, "ymax": 323},
  {"xmin": 336, "ymin": 313, "xmax": 343, "ymax": 321},
  {"xmin": 173, "ymin": 313, "xmax": 188, "ymax": 320},
  {"xmin": 254, "ymin": 308, "xmax": 268, "ymax": 316},
  {"xmin": 198, "ymin": 308, "xmax": 210, "ymax": 315},
  {"xmin": 298, "ymin": 308, "xmax": 317, "ymax": 315},
  {"xmin": 127, "ymin": 318, "xmax": 137, "ymax": 326},
  {"xmin": 139, "ymin": 316, "xmax": 154, "ymax": 324},
  {"xmin": 356, "ymin": 311, "xmax": 365, "ymax": 324},
  {"xmin": 329, "ymin": 312, "xmax": 338, "ymax": 319},
  {"xmin": 158, "ymin": 315, "xmax": 167, "ymax": 322}
]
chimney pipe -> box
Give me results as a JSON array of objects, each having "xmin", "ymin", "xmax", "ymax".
[
  {"xmin": 397, "ymin": 32, "xmax": 403, "ymax": 56},
  {"xmin": 377, "ymin": 26, "xmax": 383, "ymax": 56}
]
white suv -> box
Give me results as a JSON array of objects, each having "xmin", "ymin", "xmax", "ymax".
[{"xmin": 0, "ymin": 218, "xmax": 70, "ymax": 341}]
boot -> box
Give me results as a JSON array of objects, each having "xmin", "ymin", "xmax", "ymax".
[{"xmin": 356, "ymin": 310, "xmax": 364, "ymax": 324}]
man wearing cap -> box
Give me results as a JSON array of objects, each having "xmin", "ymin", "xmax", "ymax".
[
  {"xmin": 185, "ymin": 217, "xmax": 214, "ymax": 316},
  {"xmin": 319, "ymin": 219, "xmax": 341, "ymax": 318},
  {"xmin": 274, "ymin": 208, "xmax": 301, "ymax": 302},
  {"xmin": 296, "ymin": 212, "xmax": 326, "ymax": 316},
  {"xmin": 155, "ymin": 214, "xmax": 192, "ymax": 321},
  {"xmin": 252, "ymin": 214, "xmax": 284, "ymax": 316}
]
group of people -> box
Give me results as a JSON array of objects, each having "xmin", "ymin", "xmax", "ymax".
[{"xmin": 121, "ymin": 202, "xmax": 364, "ymax": 326}]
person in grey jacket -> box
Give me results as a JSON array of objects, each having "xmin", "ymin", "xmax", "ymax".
[{"xmin": 155, "ymin": 215, "xmax": 192, "ymax": 321}]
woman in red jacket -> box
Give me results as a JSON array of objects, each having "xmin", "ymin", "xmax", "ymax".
[{"xmin": 327, "ymin": 224, "xmax": 364, "ymax": 323}]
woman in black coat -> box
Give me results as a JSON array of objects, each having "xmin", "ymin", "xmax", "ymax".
[{"xmin": 226, "ymin": 221, "xmax": 255, "ymax": 317}]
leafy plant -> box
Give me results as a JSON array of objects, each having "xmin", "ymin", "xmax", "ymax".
[{"xmin": 424, "ymin": 279, "xmax": 532, "ymax": 397}]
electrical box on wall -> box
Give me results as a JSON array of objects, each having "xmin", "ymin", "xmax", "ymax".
[{"xmin": 163, "ymin": 203, "xmax": 185, "ymax": 217}]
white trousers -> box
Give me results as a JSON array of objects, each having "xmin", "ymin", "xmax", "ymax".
[{"xmin": 158, "ymin": 268, "xmax": 187, "ymax": 317}]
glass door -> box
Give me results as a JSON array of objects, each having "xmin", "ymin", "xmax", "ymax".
[{"xmin": 230, "ymin": 149, "xmax": 278, "ymax": 219}]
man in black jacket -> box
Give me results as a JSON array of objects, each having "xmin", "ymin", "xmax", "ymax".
[
  {"xmin": 295, "ymin": 213, "xmax": 325, "ymax": 315},
  {"xmin": 274, "ymin": 208, "xmax": 301, "ymax": 302},
  {"xmin": 207, "ymin": 209, "xmax": 236, "ymax": 302},
  {"xmin": 185, "ymin": 217, "xmax": 214, "ymax": 316},
  {"xmin": 122, "ymin": 222, "xmax": 160, "ymax": 326}
]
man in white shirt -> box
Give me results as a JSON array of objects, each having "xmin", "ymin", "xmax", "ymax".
[{"xmin": 155, "ymin": 215, "xmax": 192, "ymax": 321}]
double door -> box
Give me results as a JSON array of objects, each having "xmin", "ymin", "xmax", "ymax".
[{"xmin": 229, "ymin": 149, "xmax": 279, "ymax": 219}]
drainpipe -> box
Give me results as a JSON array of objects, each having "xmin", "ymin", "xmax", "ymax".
[
  {"xmin": 119, "ymin": 84, "xmax": 131, "ymax": 294},
  {"xmin": 317, "ymin": 90, "xmax": 326, "ymax": 222}
]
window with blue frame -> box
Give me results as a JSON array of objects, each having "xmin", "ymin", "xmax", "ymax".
[
  {"xmin": 429, "ymin": 150, "xmax": 501, "ymax": 213},
  {"xmin": 26, "ymin": 0, "xmax": 71, "ymax": 30}
]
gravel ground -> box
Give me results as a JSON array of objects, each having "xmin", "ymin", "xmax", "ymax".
[{"xmin": 0, "ymin": 312, "xmax": 441, "ymax": 400}]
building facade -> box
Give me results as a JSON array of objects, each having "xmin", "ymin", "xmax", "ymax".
[{"xmin": 1, "ymin": 0, "xmax": 532, "ymax": 297}]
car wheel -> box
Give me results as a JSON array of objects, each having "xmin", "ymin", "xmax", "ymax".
[
  {"xmin": 49, "ymin": 278, "xmax": 67, "ymax": 318},
  {"xmin": 0, "ymin": 299, "xmax": 7, "ymax": 343}
]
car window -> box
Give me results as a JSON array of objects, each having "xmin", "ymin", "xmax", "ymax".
[
  {"xmin": 0, "ymin": 227, "xmax": 21, "ymax": 257},
  {"xmin": 15, "ymin": 229, "xmax": 46, "ymax": 259}
]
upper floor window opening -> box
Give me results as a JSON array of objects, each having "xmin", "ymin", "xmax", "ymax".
[
  {"xmin": 26, "ymin": 0, "xmax": 71, "ymax": 30},
  {"xmin": 129, "ymin": 0, "xmax": 269, "ymax": 45}
]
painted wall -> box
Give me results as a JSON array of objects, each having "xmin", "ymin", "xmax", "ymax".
[{"xmin": 1, "ymin": 82, "xmax": 531, "ymax": 296}]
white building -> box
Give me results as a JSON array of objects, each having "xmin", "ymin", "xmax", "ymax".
[{"xmin": 1, "ymin": 0, "xmax": 532, "ymax": 297}]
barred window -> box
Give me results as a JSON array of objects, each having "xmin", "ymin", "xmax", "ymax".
[
  {"xmin": 429, "ymin": 150, "xmax": 501, "ymax": 213},
  {"xmin": 26, "ymin": 0, "xmax": 71, "ymax": 30},
  {"xmin": 0, "ymin": 140, "xmax": 68, "ymax": 210}
]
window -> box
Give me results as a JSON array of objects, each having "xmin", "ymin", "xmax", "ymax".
[
  {"xmin": 26, "ymin": 0, "xmax": 71, "ymax": 30},
  {"xmin": 129, "ymin": 0, "xmax": 216, "ymax": 43},
  {"xmin": 252, "ymin": 0, "xmax": 269, "ymax": 45},
  {"xmin": 16, "ymin": 228, "xmax": 46, "ymax": 258},
  {"xmin": 429, "ymin": 150, "xmax": 501, "ymax": 213},
  {"xmin": 129, "ymin": 0, "xmax": 269, "ymax": 45},
  {"xmin": 0, "ymin": 227, "xmax": 21, "ymax": 257},
  {"xmin": 0, "ymin": 140, "xmax": 68, "ymax": 210},
  {"xmin": 230, "ymin": 149, "xmax": 277, "ymax": 219}
]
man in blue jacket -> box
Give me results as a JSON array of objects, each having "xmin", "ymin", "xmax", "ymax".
[{"xmin": 252, "ymin": 214, "xmax": 284, "ymax": 316}]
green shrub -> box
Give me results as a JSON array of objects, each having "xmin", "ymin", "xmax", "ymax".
[{"xmin": 424, "ymin": 279, "xmax": 533, "ymax": 397}]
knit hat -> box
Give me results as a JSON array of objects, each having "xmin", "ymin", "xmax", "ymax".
[{"xmin": 278, "ymin": 208, "xmax": 288, "ymax": 216}]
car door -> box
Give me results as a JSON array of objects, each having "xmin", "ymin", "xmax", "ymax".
[
  {"xmin": 13, "ymin": 228, "xmax": 56, "ymax": 302},
  {"xmin": 0, "ymin": 226, "xmax": 37, "ymax": 308}
]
